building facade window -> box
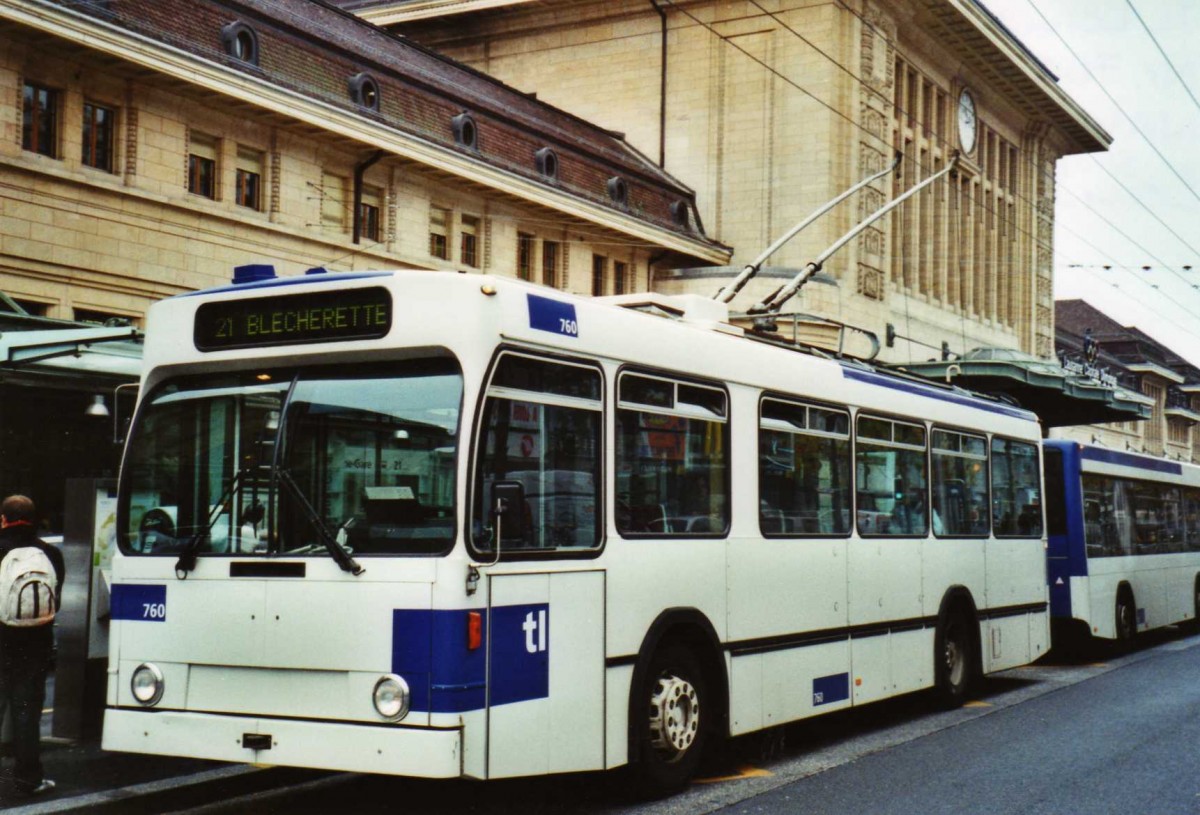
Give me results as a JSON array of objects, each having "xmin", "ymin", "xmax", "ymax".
[
  {"xmin": 592, "ymin": 254, "xmax": 606, "ymax": 296},
  {"xmin": 235, "ymin": 146, "xmax": 263, "ymax": 210},
  {"xmin": 542, "ymin": 240, "xmax": 559, "ymax": 287},
  {"xmin": 429, "ymin": 206, "xmax": 450, "ymax": 259},
  {"xmin": 349, "ymin": 73, "xmax": 380, "ymax": 110},
  {"xmin": 1143, "ymin": 380, "xmax": 1165, "ymax": 455},
  {"xmin": 22, "ymin": 82, "xmax": 59, "ymax": 158},
  {"xmin": 614, "ymin": 260, "xmax": 628, "ymax": 295},
  {"xmin": 357, "ymin": 185, "xmax": 382, "ymax": 242},
  {"xmin": 321, "ymin": 173, "xmax": 348, "ymax": 231},
  {"xmin": 517, "ymin": 232, "xmax": 535, "ymax": 281},
  {"xmin": 1168, "ymin": 419, "xmax": 1189, "ymax": 447},
  {"xmin": 187, "ymin": 132, "xmax": 218, "ymax": 198},
  {"xmin": 451, "ymin": 112, "xmax": 478, "ymax": 150},
  {"xmin": 535, "ymin": 147, "xmax": 558, "ymax": 181},
  {"xmin": 606, "ymin": 176, "xmax": 628, "ymax": 207},
  {"xmin": 221, "ymin": 21, "xmax": 260, "ymax": 65},
  {"xmin": 11, "ymin": 299, "xmax": 49, "ymax": 317},
  {"xmin": 890, "ymin": 58, "xmax": 1021, "ymax": 329},
  {"xmin": 1193, "ymin": 397, "xmax": 1200, "ymax": 462},
  {"xmin": 73, "ymin": 308, "xmax": 135, "ymax": 327},
  {"xmin": 461, "ymin": 215, "xmax": 479, "ymax": 267},
  {"xmin": 82, "ymin": 101, "xmax": 115, "ymax": 172}
]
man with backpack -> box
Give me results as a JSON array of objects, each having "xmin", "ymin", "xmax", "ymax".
[{"xmin": 0, "ymin": 495, "xmax": 64, "ymax": 797}]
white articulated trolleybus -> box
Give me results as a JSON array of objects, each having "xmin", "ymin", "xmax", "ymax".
[{"xmin": 102, "ymin": 264, "xmax": 1048, "ymax": 791}]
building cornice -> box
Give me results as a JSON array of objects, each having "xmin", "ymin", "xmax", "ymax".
[
  {"xmin": 1165, "ymin": 406, "xmax": 1200, "ymax": 424},
  {"xmin": 921, "ymin": 0, "xmax": 1111, "ymax": 155},
  {"xmin": 1125, "ymin": 362, "xmax": 1186, "ymax": 384},
  {"xmin": 353, "ymin": 0, "xmax": 1112, "ymax": 157},
  {"xmin": 356, "ymin": 0, "xmax": 532, "ymax": 24},
  {"xmin": 4, "ymin": 0, "xmax": 728, "ymax": 265}
]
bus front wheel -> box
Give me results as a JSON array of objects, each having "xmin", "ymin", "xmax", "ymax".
[
  {"xmin": 933, "ymin": 610, "xmax": 972, "ymax": 709},
  {"xmin": 632, "ymin": 645, "xmax": 708, "ymax": 795}
]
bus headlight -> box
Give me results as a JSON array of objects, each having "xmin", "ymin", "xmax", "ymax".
[
  {"xmin": 372, "ymin": 674, "xmax": 410, "ymax": 721},
  {"xmin": 131, "ymin": 663, "xmax": 165, "ymax": 706}
]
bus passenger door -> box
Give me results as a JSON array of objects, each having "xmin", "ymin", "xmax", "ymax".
[{"xmin": 486, "ymin": 571, "xmax": 605, "ymax": 778}]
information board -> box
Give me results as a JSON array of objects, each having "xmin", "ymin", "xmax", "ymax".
[{"xmin": 194, "ymin": 286, "xmax": 392, "ymax": 351}]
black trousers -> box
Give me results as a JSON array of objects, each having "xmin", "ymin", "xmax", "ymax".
[{"xmin": 0, "ymin": 642, "xmax": 50, "ymax": 788}]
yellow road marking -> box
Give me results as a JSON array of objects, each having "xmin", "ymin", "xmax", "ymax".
[
  {"xmin": 964, "ymin": 700, "xmax": 992, "ymax": 708},
  {"xmin": 695, "ymin": 765, "xmax": 774, "ymax": 783}
]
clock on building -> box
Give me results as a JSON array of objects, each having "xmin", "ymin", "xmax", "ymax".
[{"xmin": 957, "ymin": 89, "xmax": 977, "ymax": 154}]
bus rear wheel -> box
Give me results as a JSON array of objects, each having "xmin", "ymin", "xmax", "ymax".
[
  {"xmin": 933, "ymin": 610, "xmax": 972, "ymax": 709},
  {"xmin": 1191, "ymin": 579, "xmax": 1200, "ymax": 632},
  {"xmin": 1115, "ymin": 590, "xmax": 1137, "ymax": 650},
  {"xmin": 632, "ymin": 645, "xmax": 708, "ymax": 795}
]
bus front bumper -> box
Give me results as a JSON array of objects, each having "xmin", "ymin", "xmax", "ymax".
[{"xmin": 103, "ymin": 708, "xmax": 463, "ymax": 778}]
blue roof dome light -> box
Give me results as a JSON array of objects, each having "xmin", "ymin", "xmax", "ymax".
[{"xmin": 232, "ymin": 264, "xmax": 277, "ymax": 284}]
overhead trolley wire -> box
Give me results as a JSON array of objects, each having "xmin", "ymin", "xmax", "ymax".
[
  {"xmin": 659, "ymin": 0, "xmax": 1200, "ymax": 336},
  {"xmin": 1124, "ymin": 0, "xmax": 1200, "ymax": 120},
  {"xmin": 1020, "ymin": 0, "xmax": 1200, "ymax": 208},
  {"xmin": 816, "ymin": 0, "xmax": 1200, "ymax": 331}
]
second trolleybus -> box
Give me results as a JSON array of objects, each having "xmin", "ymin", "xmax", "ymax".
[
  {"xmin": 1044, "ymin": 439, "xmax": 1200, "ymax": 646},
  {"xmin": 102, "ymin": 266, "xmax": 1048, "ymax": 791}
]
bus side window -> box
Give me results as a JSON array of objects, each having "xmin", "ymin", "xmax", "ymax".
[
  {"xmin": 1042, "ymin": 448, "xmax": 1067, "ymax": 537},
  {"xmin": 1186, "ymin": 489, "xmax": 1200, "ymax": 551},
  {"xmin": 471, "ymin": 353, "xmax": 603, "ymax": 554},
  {"xmin": 855, "ymin": 416, "xmax": 927, "ymax": 537},
  {"xmin": 991, "ymin": 438, "xmax": 1042, "ymax": 538},
  {"xmin": 615, "ymin": 373, "xmax": 729, "ymax": 538},
  {"xmin": 931, "ymin": 429, "xmax": 987, "ymax": 537},
  {"xmin": 758, "ymin": 398, "xmax": 851, "ymax": 537}
]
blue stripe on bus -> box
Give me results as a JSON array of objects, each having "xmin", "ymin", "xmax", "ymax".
[
  {"xmin": 1079, "ymin": 446, "xmax": 1183, "ymax": 475},
  {"xmin": 391, "ymin": 604, "xmax": 550, "ymax": 714},
  {"xmin": 110, "ymin": 584, "xmax": 167, "ymax": 622},
  {"xmin": 176, "ymin": 272, "xmax": 394, "ymax": 297},
  {"xmin": 812, "ymin": 672, "xmax": 849, "ymax": 706},
  {"xmin": 840, "ymin": 368, "xmax": 1035, "ymax": 419}
]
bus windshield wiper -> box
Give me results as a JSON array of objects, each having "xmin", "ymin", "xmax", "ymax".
[
  {"xmin": 276, "ymin": 466, "xmax": 365, "ymax": 576},
  {"xmin": 175, "ymin": 466, "xmax": 251, "ymax": 578}
]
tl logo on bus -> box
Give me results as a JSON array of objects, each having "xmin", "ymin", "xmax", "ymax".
[{"xmin": 522, "ymin": 609, "xmax": 548, "ymax": 653}]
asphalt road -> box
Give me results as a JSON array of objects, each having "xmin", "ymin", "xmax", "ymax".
[
  {"xmin": 724, "ymin": 635, "xmax": 1200, "ymax": 815},
  {"xmin": 169, "ymin": 629, "xmax": 1200, "ymax": 815}
]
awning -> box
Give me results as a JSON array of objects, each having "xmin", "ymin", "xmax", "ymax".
[
  {"xmin": 895, "ymin": 356, "xmax": 1153, "ymax": 428},
  {"xmin": 0, "ymin": 327, "xmax": 143, "ymax": 379}
]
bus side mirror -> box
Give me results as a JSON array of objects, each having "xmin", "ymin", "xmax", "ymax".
[{"xmin": 491, "ymin": 481, "xmax": 526, "ymax": 541}]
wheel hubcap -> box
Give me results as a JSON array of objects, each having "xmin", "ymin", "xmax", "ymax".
[
  {"xmin": 944, "ymin": 628, "xmax": 965, "ymax": 686},
  {"xmin": 648, "ymin": 672, "xmax": 700, "ymax": 760}
]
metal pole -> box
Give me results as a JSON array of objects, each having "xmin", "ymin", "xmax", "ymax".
[
  {"xmin": 755, "ymin": 152, "xmax": 959, "ymax": 316},
  {"xmin": 714, "ymin": 151, "xmax": 902, "ymax": 303}
]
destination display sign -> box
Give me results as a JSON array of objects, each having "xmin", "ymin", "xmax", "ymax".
[{"xmin": 194, "ymin": 286, "xmax": 392, "ymax": 351}]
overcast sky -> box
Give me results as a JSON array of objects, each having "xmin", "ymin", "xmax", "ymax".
[{"xmin": 978, "ymin": 0, "xmax": 1200, "ymax": 365}]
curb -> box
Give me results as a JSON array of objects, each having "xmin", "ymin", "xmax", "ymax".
[{"xmin": 4, "ymin": 765, "xmax": 263, "ymax": 815}]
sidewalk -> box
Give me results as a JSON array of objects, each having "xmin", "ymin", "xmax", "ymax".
[
  {"xmin": 0, "ymin": 670, "xmax": 263, "ymax": 813},
  {"xmin": 1, "ymin": 737, "xmax": 260, "ymax": 813},
  {"xmin": 0, "ymin": 664, "xmax": 348, "ymax": 814}
]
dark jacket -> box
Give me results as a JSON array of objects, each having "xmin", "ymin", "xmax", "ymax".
[{"xmin": 0, "ymin": 523, "xmax": 65, "ymax": 654}]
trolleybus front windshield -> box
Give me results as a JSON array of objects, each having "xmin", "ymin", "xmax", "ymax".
[{"xmin": 119, "ymin": 360, "xmax": 462, "ymax": 558}]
